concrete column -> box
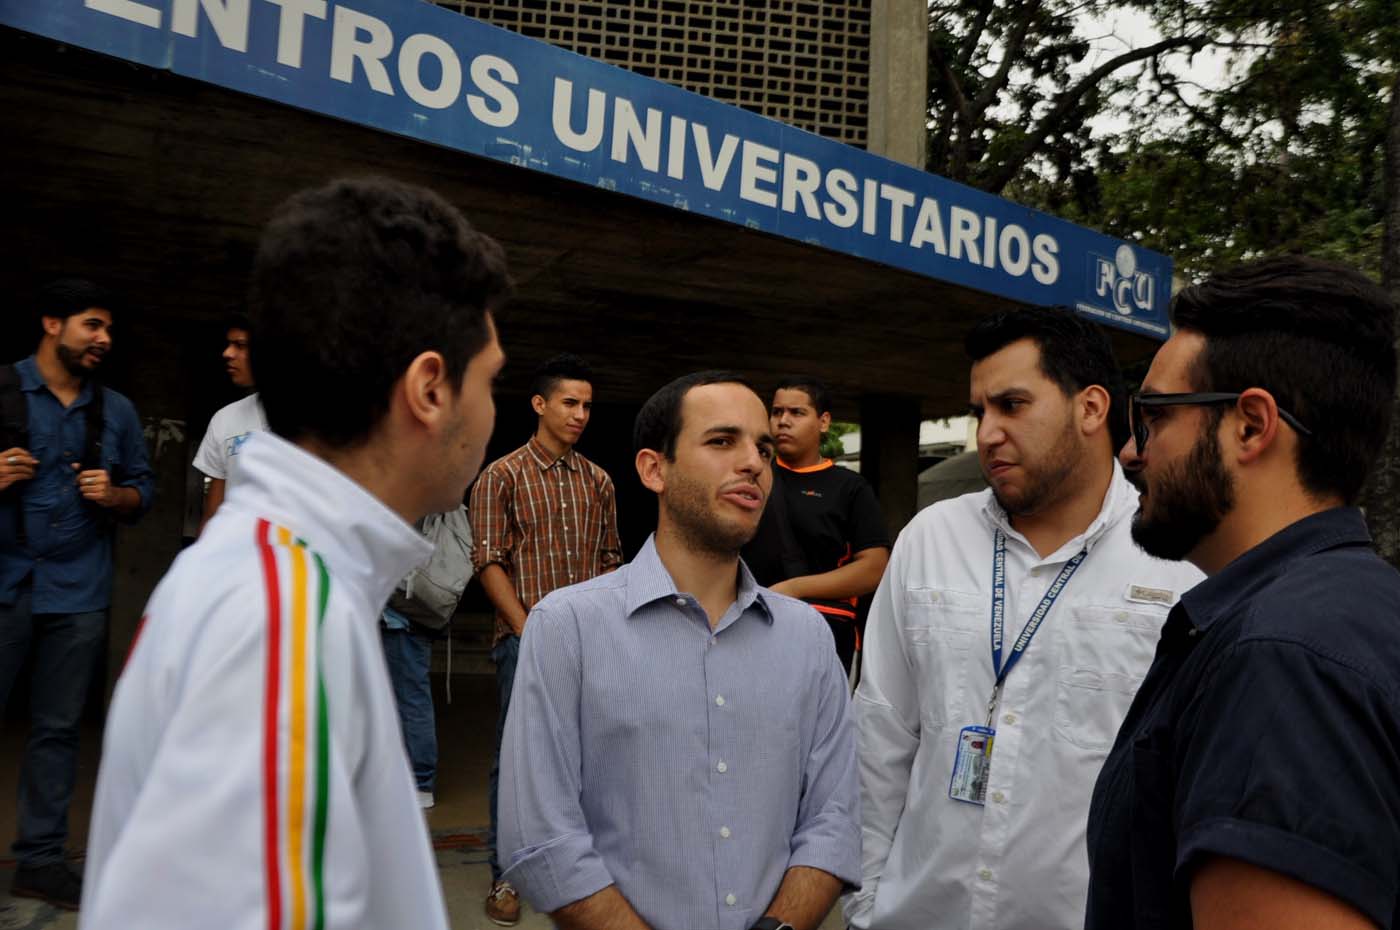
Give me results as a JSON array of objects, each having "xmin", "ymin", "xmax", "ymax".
[
  {"xmin": 867, "ymin": 0, "xmax": 929, "ymax": 169},
  {"xmin": 859, "ymin": 394, "xmax": 921, "ymax": 536}
]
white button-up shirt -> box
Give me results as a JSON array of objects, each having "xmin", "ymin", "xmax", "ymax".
[{"xmin": 844, "ymin": 464, "xmax": 1203, "ymax": 930}]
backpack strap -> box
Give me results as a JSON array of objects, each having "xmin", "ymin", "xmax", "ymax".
[
  {"xmin": 0, "ymin": 364, "xmax": 29, "ymax": 547},
  {"xmin": 0, "ymin": 364, "xmax": 26, "ymax": 452}
]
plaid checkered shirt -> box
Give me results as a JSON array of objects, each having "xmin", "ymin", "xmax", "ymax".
[{"xmin": 468, "ymin": 437, "xmax": 623, "ymax": 644}]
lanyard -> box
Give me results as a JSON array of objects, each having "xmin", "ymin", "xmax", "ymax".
[{"xmin": 986, "ymin": 529, "xmax": 1086, "ymax": 726}]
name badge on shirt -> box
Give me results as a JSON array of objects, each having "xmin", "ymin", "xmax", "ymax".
[
  {"xmin": 949, "ymin": 725, "xmax": 995, "ymax": 805},
  {"xmin": 1124, "ymin": 584, "xmax": 1174, "ymax": 606}
]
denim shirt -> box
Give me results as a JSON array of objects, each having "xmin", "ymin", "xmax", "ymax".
[{"xmin": 0, "ymin": 355, "xmax": 155, "ymax": 612}]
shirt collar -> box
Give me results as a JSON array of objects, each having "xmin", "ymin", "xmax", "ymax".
[
  {"xmin": 1178, "ymin": 506, "xmax": 1372, "ymax": 634},
  {"xmin": 226, "ymin": 431, "xmax": 433, "ymax": 612},
  {"xmin": 624, "ymin": 534, "xmax": 774, "ymax": 622},
  {"xmin": 526, "ymin": 435, "xmax": 579, "ymax": 471},
  {"xmin": 980, "ymin": 459, "xmax": 1138, "ymax": 560},
  {"xmin": 16, "ymin": 354, "xmax": 96, "ymax": 406}
]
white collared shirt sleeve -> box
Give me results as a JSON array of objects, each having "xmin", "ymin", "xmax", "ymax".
[{"xmin": 844, "ymin": 536, "xmax": 921, "ymax": 929}]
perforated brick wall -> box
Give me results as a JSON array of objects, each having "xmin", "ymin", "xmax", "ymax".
[{"xmin": 432, "ymin": 1, "xmax": 872, "ymax": 147}]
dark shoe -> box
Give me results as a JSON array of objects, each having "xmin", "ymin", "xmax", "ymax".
[
  {"xmin": 484, "ymin": 878, "xmax": 521, "ymax": 926},
  {"xmin": 11, "ymin": 860, "xmax": 82, "ymax": 910}
]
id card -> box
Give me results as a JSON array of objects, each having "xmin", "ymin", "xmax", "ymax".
[{"xmin": 948, "ymin": 725, "xmax": 995, "ymax": 805}]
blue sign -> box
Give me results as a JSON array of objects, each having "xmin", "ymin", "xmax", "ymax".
[{"xmin": 1, "ymin": 0, "xmax": 1172, "ymax": 337}]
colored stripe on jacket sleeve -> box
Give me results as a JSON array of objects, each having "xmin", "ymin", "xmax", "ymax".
[{"xmin": 257, "ymin": 519, "xmax": 333, "ymax": 930}]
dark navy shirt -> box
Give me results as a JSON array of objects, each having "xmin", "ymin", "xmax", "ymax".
[
  {"xmin": 0, "ymin": 355, "xmax": 154, "ymax": 613},
  {"xmin": 1085, "ymin": 508, "xmax": 1400, "ymax": 930}
]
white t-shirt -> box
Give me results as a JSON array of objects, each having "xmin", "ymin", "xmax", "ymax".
[{"xmin": 193, "ymin": 393, "xmax": 267, "ymax": 481}]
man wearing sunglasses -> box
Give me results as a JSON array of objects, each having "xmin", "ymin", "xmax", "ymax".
[
  {"xmin": 1086, "ymin": 255, "xmax": 1400, "ymax": 930},
  {"xmin": 846, "ymin": 307, "xmax": 1201, "ymax": 930}
]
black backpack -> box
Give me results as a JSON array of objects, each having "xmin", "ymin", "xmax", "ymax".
[{"xmin": 0, "ymin": 363, "xmax": 106, "ymax": 544}]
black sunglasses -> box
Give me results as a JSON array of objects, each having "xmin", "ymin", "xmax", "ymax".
[{"xmin": 1129, "ymin": 392, "xmax": 1313, "ymax": 455}]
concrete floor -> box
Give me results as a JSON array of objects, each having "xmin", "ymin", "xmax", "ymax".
[{"xmin": 1, "ymin": 671, "xmax": 844, "ymax": 929}]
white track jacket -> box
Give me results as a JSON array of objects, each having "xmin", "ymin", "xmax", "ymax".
[{"xmin": 81, "ymin": 431, "xmax": 445, "ymax": 930}]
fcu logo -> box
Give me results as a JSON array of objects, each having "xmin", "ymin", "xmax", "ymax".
[{"xmin": 1093, "ymin": 245, "xmax": 1156, "ymax": 316}]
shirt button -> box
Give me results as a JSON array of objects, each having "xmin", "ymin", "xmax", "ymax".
[
  {"xmin": 1002, "ymin": 713, "xmax": 1017, "ymax": 725},
  {"xmin": 991, "ymin": 790, "xmax": 1006, "ymax": 804},
  {"xmin": 720, "ymin": 826, "xmax": 731, "ymax": 839},
  {"xmin": 675, "ymin": 597, "xmax": 687, "ymax": 607},
  {"xmin": 1115, "ymin": 611, "xmax": 1129, "ymax": 622},
  {"xmin": 716, "ymin": 760, "xmax": 728, "ymax": 774},
  {"xmin": 978, "ymin": 868, "xmax": 993, "ymax": 882},
  {"xmin": 725, "ymin": 894, "xmax": 737, "ymax": 906},
  {"xmin": 715, "ymin": 695, "xmax": 725, "ymax": 706}
]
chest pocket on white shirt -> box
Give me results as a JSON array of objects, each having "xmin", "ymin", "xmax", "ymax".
[
  {"xmin": 903, "ymin": 588, "xmax": 981, "ymax": 731},
  {"xmin": 1052, "ymin": 603, "xmax": 1164, "ymax": 752}
]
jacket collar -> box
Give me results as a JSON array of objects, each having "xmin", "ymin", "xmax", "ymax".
[{"xmin": 226, "ymin": 431, "xmax": 432, "ymax": 611}]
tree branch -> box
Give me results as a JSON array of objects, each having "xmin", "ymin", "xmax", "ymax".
[
  {"xmin": 981, "ymin": 33, "xmax": 1210, "ymax": 193},
  {"xmin": 970, "ymin": 0, "xmax": 1038, "ymax": 119}
]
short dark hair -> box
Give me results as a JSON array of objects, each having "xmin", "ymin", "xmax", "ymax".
[
  {"xmin": 634, "ymin": 370, "xmax": 755, "ymax": 459},
  {"xmin": 531, "ymin": 353, "xmax": 593, "ymax": 401},
  {"xmin": 1171, "ymin": 255, "xmax": 1397, "ymax": 504},
  {"xmin": 249, "ymin": 177, "xmax": 511, "ymax": 449},
  {"xmin": 774, "ymin": 375, "xmax": 832, "ymax": 416},
  {"xmin": 224, "ymin": 312, "xmax": 253, "ymax": 336},
  {"xmin": 36, "ymin": 278, "xmax": 114, "ymax": 329},
  {"xmin": 965, "ymin": 306, "xmax": 1128, "ymax": 449}
]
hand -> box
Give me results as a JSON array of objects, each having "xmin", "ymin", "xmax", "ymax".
[
  {"xmin": 73, "ymin": 464, "xmax": 120, "ymax": 508},
  {"xmin": 0, "ymin": 448, "xmax": 38, "ymax": 492}
]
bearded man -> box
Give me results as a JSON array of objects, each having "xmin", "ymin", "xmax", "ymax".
[
  {"xmin": 0, "ymin": 278, "xmax": 154, "ymax": 910},
  {"xmin": 844, "ymin": 307, "xmax": 1201, "ymax": 930},
  {"xmin": 1085, "ymin": 256, "xmax": 1400, "ymax": 930},
  {"xmin": 498, "ymin": 370, "xmax": 861, "ymax": 930}
]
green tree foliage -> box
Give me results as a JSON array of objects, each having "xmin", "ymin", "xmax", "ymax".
[
  {"xmin": 924, "ymin": 0, "xmax": 1207, "ymax": 194},
  {"xmin": 1012, "ymin": 0, "xmax": 1397, "ymax": 282}
]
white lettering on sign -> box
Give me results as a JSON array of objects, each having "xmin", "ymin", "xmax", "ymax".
[
  {"xmin": 264, "ymin": 0, "xmax": 326, "ymax": 69},
  {"xmin": 739, "ymin": 140, "xmax": 780, "ymax": 208},
  {"xmin": 86, "ymin": 0, "xmax": 161, "ymax": 29},
  {"xmin": 611, "ymin": 98, "xmax": 663, "ymax": 173},
  {"xmin": 399, "ymin": 33, "xmax": 461, "ymax": 110},
  {"xmin": 467, "ymin": 55, "xmax": 519, "ymax": 128},
  {"xmin": 552, "ymin": 78, "xmax": 605, "ymax": 152},
  {"xmin": 330, "ymin": 6, "xmax": 394, "ymax": 95},
  {"xmin": 69, "ymin": 0, "xmax": 1097, "ymax": 292},
  {"xmin": 171, "ymin": 0, "xmax": 250, "ymax": 52}
]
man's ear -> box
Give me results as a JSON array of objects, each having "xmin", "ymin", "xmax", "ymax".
[
  {"xmin": 531, "ymin": 394, "xmax": 546, "ymax": 416},
  {"xmin": 400, "ymin": 351, "xmax": 451, "ymax": 429},
  {"xmin": 1077, "ymin": 385, "xmax": 1111, "ymax": 437},
  {"xmin": 635, "ymin": 448, "xmax": 666, "ymax": 495},
  {"xmin": 40, "ymin": 315, "xmax": 63, "ymax": 339},
  {"xmin": 1233, "ymin": 388, "xmax": 1283, "ymax": 465},
  {"xmin": 818, "ymin": 410, "xmax": 832, "ymax": 435}
]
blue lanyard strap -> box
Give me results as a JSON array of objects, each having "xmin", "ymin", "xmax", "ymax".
[{"xmin": 989, "ymin": 529, "xmax": 1087, "ymax": 687}]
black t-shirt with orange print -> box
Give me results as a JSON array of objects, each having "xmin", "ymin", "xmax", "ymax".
[{"xmin": 743, "ymin": 458, "xmax": 890, "ymax": 622}]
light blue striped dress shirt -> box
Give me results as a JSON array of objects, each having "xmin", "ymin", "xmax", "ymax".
[{"xmin": 499, "ymin": 535, "xmax": 861, "ymax": 930}]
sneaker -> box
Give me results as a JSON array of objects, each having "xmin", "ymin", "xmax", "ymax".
[
  {"xmin": 11, "ymin": 861, "xmax": 82, "ymax": 911},
  {"xmin": 417, "ymin": 790, "xmax": 436, "ymax": 810},
  {"xmin": 484, "ymin": 879, "xmax": 521, "ymax": 927}
]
